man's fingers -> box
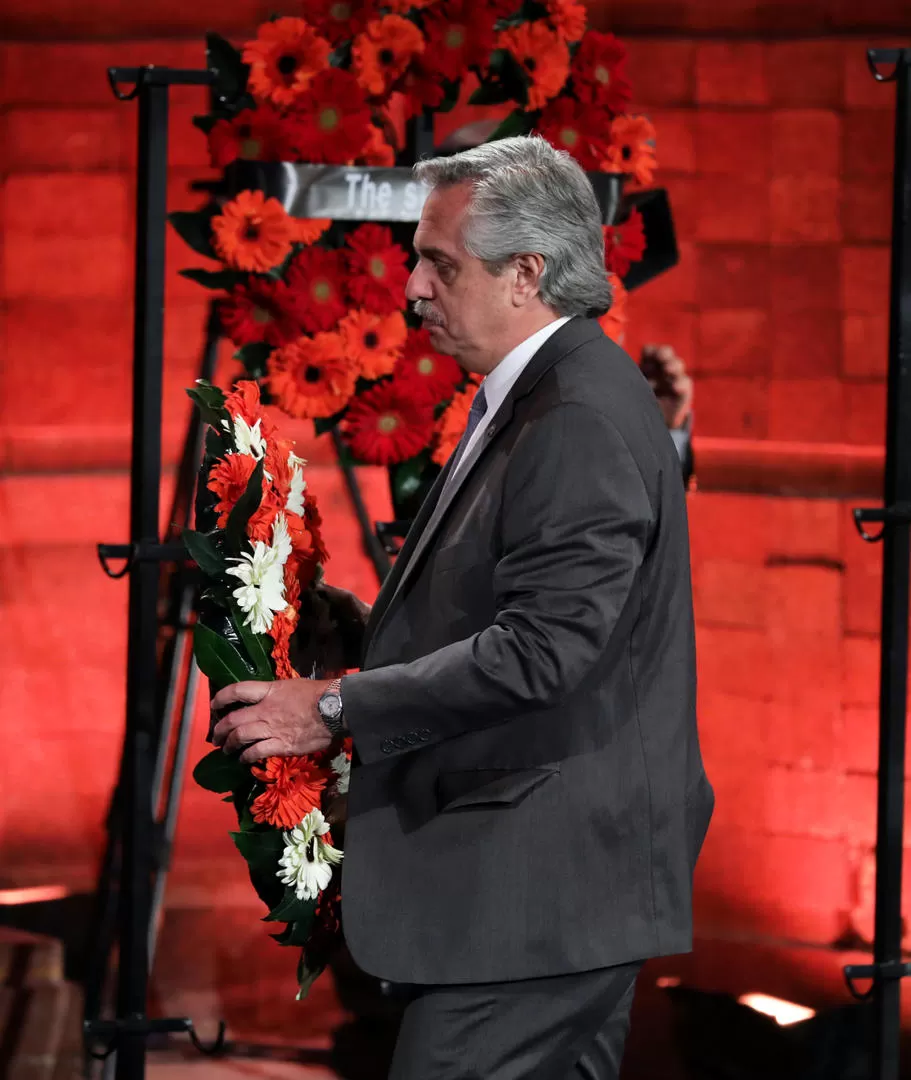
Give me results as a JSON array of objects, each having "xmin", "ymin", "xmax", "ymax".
[
  {"xmin": 211, "ymin": 704, "xmax": 261, "ymax": 747},
  {"xmin": 223, "ymin": 720, "xmax": 273, "ymax": 755},
  {"xmin": 239, "ymin": 738, "xmax": 285, "ymax": 765},
  {"xmin": 211, "ymin": 680, "xmax": 272, "ymax": 714}
]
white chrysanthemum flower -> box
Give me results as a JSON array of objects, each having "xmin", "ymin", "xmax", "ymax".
[
  {"xmin": 277, "ymin": 808, "xmax": 344, "ymax": 901},
  {"xmin": 226, "ymin": 514, "xmax": 295, "ymax": 634},
  {"xmin": 232, "ymin": 415, "xmax": 267, "ymax": 460},
  {"xmin": 271, "ymin": 512, "xmax": 293, "ymax": 564},
  {"xmin": 330, "ymin": 752, "xmax": 351, "ymax": 796},
  {"xmin": 226, "ymin": 541, "xmax": 286, "ymax": 634},
  {"xmin": 286, "ymin": 452, "xmax": 307, "ymax": 516}
]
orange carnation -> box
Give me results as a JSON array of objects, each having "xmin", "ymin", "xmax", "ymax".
[
  {"xmin": 352, "ymin": 15, "xmax": 425, "ymax": 98},
  {"xmin": 598, "ymin": 274, "xmax": 628, "ymax": 345},
  {"xmin": 212, "ymin": 190, "xmax": 294, "ymax": 273},
  {"xmin": 432, "ymin": 383, "xmax": 479, "ymax": 467},
  {"xmin": 250, "ymin": 754, "xmax": 332, "ymax": 829},
  {"xmin": 604, "ymin": 115, "xmax": 657, "ymax": 186},
  {"xmin": 338, "ymin": 308, "xmax": 407, "ymax": 379},
  {"xmin": 497, "ymin": 22, "xmax": 570, "ymax": 111},
  {"xmin": 242, "ymin": 17, "xmax": 331, "ymax": 108},
  {"xmin": 267, "ymin": 332, "xmax": 357, "ymax": 419}
]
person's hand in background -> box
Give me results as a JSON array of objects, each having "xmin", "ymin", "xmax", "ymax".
[{"xmin": 640, "ymin": 344, "xmax": 693, "ymax": 431}]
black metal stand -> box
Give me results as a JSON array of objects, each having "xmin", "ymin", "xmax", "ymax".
[
  {"xmin": 844, "ymin": 47, "xmax": 911, "ymax": 1080},
  {"xmin": 83, "ymin": 65, "xmax": 224, "ymax": 1079}
]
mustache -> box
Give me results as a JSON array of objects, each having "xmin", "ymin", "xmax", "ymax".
[{"xmin": 413, "ymin": 300, "xmax": 445, "ymax": 327}]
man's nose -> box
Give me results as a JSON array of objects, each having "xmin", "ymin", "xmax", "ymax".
[{"xmin": 405, "ymin": 262, "xmax": 431, "ymax": 303}]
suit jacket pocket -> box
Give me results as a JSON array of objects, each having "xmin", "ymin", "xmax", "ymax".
[{"xmin": 437, "ymin": 765, "xmax": 560, "ymax": 812}]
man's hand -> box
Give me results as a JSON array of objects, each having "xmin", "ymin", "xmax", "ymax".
[
  {"xmin": 639, "ymin": 344, "xmax": 693, "ymax": 430},
  {"xmin": 290, "ymin": 584, "xmax": 373, "ymax": 676},
  {"xmin": 210, "ymin": 678, "xmax": 334, "ymax": 764}
]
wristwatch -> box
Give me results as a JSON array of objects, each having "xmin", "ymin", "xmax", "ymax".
[{"xmin": 318, "ymin": 677, "xmax": 345, "ymax": 737}]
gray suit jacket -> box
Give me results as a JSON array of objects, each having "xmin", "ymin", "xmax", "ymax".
[{"xmin": 341, "ymin": 317, "xmax": 713, "ymax": 985}]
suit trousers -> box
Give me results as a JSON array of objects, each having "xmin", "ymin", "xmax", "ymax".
[{"xmin": 387, "ymin": 961, "xmax": 642, "ymax": 1080}]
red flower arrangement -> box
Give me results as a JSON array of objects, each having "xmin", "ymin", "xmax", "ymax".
[{"xmin": 176, "ymin": 4, "xmax": 655, "ymax": 483}]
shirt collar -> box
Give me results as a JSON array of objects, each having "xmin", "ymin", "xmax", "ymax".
[{"xmin": 481, "ymin": 315, "xmax": 572, "ymax": 416}]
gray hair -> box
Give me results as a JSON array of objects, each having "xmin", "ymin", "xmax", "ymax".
[{"xmin": 413, "ymin": 135, "xmax": 612, "ymax": 318}]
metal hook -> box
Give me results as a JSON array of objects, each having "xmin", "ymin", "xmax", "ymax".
[
  {"xmin": 108, "ymin": 64, "xmax": 152, "ymax": 101},
  {"xmin": 187, "ymin": 1019, "xmax": 227, "ymax": 1055},
  {"xmin": 853, "ymin": 510, "xmax": 886, "ymax": 543},
  {"xmin": 843, "ymin": 966, "xmax": 876, "ymax": 1001},
  {"xmin": 867, "ymin": 48, "xmax": 901, "ymax": 83},
  {"xmin": 97, "ymin": 543, "xmax": 135, "ymax": 578}
]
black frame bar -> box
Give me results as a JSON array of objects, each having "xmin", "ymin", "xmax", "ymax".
[
  {"xmin": 845, "ymin": 46, "xmax": 911, "ymax": 1080},
  {"xmin": 85, "ymin": 65, "xmax": 221, "ymax": 1079}
]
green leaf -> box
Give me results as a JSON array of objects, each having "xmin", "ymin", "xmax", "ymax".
[
  {"xmin": 225, "ymin": 456, "xmax": 265, "ymax": 553},
  {"xmin": 296, "ymin": 956, "xmax": 325, "ymax": 1000},
  {"xmin": 235, "ymin": 342, "xmax": 273, "ymax": 380},
  {"xmin": 180, "ymin": 267, "xmax": 248, "ymax": 291},
  {"xmin": 229, "ymin": 601, "xmax": 275, "ymax": 681},
  {"xmin": 192, "ymin": 114, "xmax": 219, "ymax": 135},
  {"xmin": 437, "ymin": 77, "xmax": 462, "ymax": 114},
  {"xmin": 391, "ymin": 452, "xmax": 431, "ymax": 507},
  {"xmin": 270, "ymin": 907, "xmax": 317, "ymax": 947},
  {"xmin": 168, "ymin": 209, "xmax": 217, "ymax": 260},
  {"xmin": 182, "ymin": 528, "xmax": 226, "ymax": 579},
  {"xmin": 193, "ymin": 622, "xmax": 255, "ymax": 690},
  {"xmin": 187, "ymin": 384, "xmax": 229, "ymax": 432},
  {"xmin": 264, "ymin": 888, "xmax": 317, "ymax": 924},
  {"xmin": 192, "ymin": 748, "xmax": 251, "ymax": 793},
  {"xmin": 486, "ymin": 108, "xmax": 535, "ymax": 142},
  {"xmin": 206, "ymin": 31, "xmax": 250, "ymax": 107},
  {"xmin": 468, "ymin": 80, "xmax": 515, "ymax": 106},
  {"xmin": 205, "ymin": 425, "xmax": 230, "ymax": 462},
  {"xmin": 231, "ymin": 827, "xmax": 285, "ymax": 872}
]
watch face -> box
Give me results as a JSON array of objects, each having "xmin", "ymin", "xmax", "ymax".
[{"xmin": 321, "ymin": 693, "xmax": 342, "ymax": 720}]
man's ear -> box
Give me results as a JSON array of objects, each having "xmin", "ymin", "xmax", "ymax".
[{"xmin": 511, "ymin": 252, "xmax": 546, "ymax": 306}]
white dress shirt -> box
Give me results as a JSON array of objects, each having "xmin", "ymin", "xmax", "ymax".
[{"xmin": 449, "ymin": 315, "xmax": 572, "ymax": 482}]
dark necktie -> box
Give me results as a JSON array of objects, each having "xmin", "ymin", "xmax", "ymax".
[{"xmin": 446, "ymin": 384, "xmax": 488, "ymax": 482}]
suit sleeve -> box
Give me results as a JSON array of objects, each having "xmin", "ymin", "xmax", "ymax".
[{"xmin": 341, "ymin": 403, "xmax": 655, "ymax": 765}]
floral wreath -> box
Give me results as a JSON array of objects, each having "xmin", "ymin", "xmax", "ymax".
[{"xmin": 173, "ymin": 0, "xmax": 656, "ymax": 509}]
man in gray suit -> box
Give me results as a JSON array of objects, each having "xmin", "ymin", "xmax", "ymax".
[{"xmin": 212, "ymin": 135, "xmax": 714, "ymax": 1080}]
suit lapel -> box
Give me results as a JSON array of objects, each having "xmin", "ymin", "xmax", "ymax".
[{"xmin": 364, "ymin": 318, "xmax": 604, "ymax": 652}]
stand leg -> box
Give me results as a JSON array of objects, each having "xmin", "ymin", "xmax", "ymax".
[
  {"xmin": 872, "ymin": 49, "xmax": 911, "ymax": 1080},
  {"xmin": 114, "ymin": 73, "xmax": 170, "ymax": 1080}
]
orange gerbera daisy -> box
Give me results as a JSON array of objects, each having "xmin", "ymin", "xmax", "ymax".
[
  {"xmin": 497, "ymin": 22, "xmax": 570, "ymax": 111},
  {"xmin": 338, "ymin": 308, "xmax": 407, "ymax": 379},
  {"xmin": 242, "ymin": 17, "xmax": 331, "ymax": 108},
  {"xmin": 547, "ymin": 0, "xmax": 587, "ymax": 41},
  {"xmin": 207, "ymin": 452, "xmax": 257, "ymax": 527},
  {"xmin": 291, "ymin": 217, "xmax": 332, "ymax": 246},
  {"xmin": 598, "ymin": 274, "xmax": 628, "ymax": 345},
  {"xmin": 211, "ymin": 190, "xmax": 295, "ymax": 273},
  {"xmin": 604, "ymin": 115, "xmax": 657, "ymax": 186},
  {"xmin": 250, "ymin": 754, "xmax": 332, "ymax": 829},
  {"xmin": 432, "ymin": 382, "xmax": 479, "ymax": 466},
  {"xmin": 267, "ymin": 332, "xmax": 357, "ymax": 419},
  {"xmin": 352, "ymin": 15, "xmax": 425, "ymax": 99}
]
